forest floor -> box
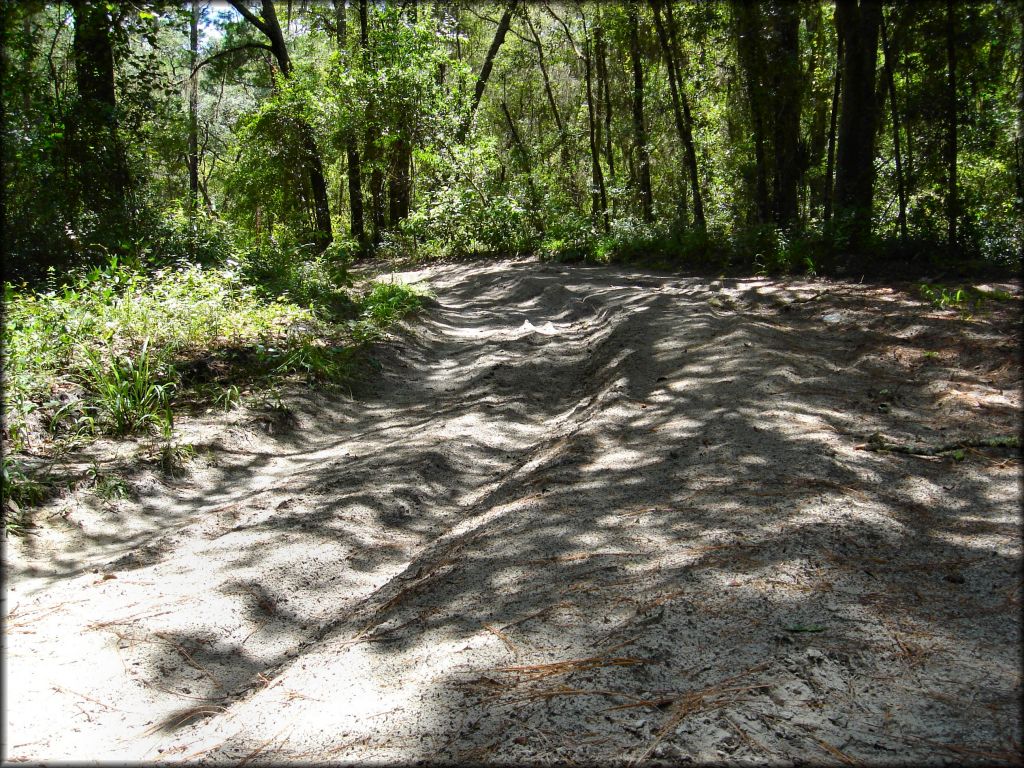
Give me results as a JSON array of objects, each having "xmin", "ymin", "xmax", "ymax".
[{"xmin": 4, "ymin": 257, "xmax": 1022, "ymax": 765}]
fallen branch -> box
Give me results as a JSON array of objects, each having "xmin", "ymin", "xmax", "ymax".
[{"xmin": 856, "ymin": 432, "xmax": 1019, "ymax": 457}]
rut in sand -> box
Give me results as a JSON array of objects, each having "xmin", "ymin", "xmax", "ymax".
[{"xmin": 6, "ymin": 258, "xmax": 1021, "ymax": 764}]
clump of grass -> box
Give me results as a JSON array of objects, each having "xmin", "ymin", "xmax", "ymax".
[
  {"xmin": 2, "ymin": 457, "xmax": 45, "ymax": 536},
  {"xmin": 917, "ymin": 283, "xmax": 1017, "ymax": 318},
  {"xmin": 85, "ymin": 464, "xmax": 131, "ymax": 501},
  {"xmin": 352, "ymin": 281, "xmax": 428, "ymax": 342},
  {"xmin": 83, "ymin": 339, "xmax": 175, "ymax": 435}
]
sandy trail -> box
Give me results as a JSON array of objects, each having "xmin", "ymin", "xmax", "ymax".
[{"xmin": 4, "ymin": 258, "xmax": 1021, "ymax": 765}]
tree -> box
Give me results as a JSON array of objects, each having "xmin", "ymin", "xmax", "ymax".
[
  {"xmin": 188, "ymin": 0, "xmax": 199, "ymax": 215},
  {"xmin": 833, "ymin": 0, "xmax": 882, "ymax": 251},
  {"xmin": 945, "ymin": 0, "xmax": 958, "ymax": 249},
  {"xmin": 879, "ymin": 9, "xmax": 907, "ymax": 245},
  {"xmin": 652, "ymin": 0, "xmax": 705, "ymax": 234},
  {"xmin": 227, "ymin": 0, "xmax": 333, "ymax": 250},
  {"xmin": 460, "ymin": 0, "xmax": 517, "ymax": 140},
  {"xmin": 69, "ymin": 0, "xmax": 132, "ymax": 245},
  {"xmin": 628, "ymin": 1, "xmax": 653, "ymax": 223},
  {"xmin": 334, "ymin": 0, "xmax": 366, "ymax": 251}
]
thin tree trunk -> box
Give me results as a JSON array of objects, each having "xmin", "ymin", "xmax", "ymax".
[
  {"xmin": 69, "ymin": 0, "xmax": 131, "ymax": 243},
  {"xmin": 461, "ymin": 0, "xmax": 517, "ymax": 139},
  {"xmin": 628, "ymin": 1, "xmax": 653, "ymax": 223},
  {"xmin": 358, "ymin": 0, "xmax": 384, "ymax": 244},
  {"xmin": 583, "ymin": 32, "xmax": 608, "ymax": 232},
  {"xmin": 335, "ymin": 0, "xmax": 366, "ymax": 250},
  {"xmin": 769, "ymin": 1, "xmax": 801, "ymax": 230},
  {"xmin": 824, "ymin": 28, "xmax": 843, "ymax": 224},
  {"xmin": 523, "ymin": 10, "xmax": 564, "ymax": 143},
  {"xmin": 652, "ymin": 0, "xmax": 689, "ymax": 222},
  {"xmin": 664, "ymin": 0, "xmax": 705, "ymax": 234},
  {"xmin": 228, "ymin": 0, "xmax": 333, "ymax": 250},
  {"xmin": 595, "ymin": 11, "xmax": 616, "ymax": 219},
  {"xmin": 1017, "ymin": 2, "xmax": 1024, "ymax": 216},
  {"xmin": 500, "ymin": 100, "xmax": 545, "ymax": 236},
  {"xmin": 188, "ymin": 0, "xmax": 199, "ymax": 216},
  {"xmin": 945, "ymin": 0, "xmax": 958, "ymax": 249},
  {"xmin": 734, "ymin": 1, "xmax": 770, "ymax": 224},
  {"xmin": 880, "ymin": 11, "xmax": 907, "ymax": 245}
]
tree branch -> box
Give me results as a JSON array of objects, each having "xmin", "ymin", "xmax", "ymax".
[
  {"xmin": 192, "ymin": 43, "xmax": 275, "ymax": 76},
  {"xmin": 226, "ymin": 0, "xmax": 269, "ymax": 36}
]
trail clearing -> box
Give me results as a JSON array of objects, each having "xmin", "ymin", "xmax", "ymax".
[{"xmin": 5, "ymin": 258, "xmax": 1022, "ymax": 765}]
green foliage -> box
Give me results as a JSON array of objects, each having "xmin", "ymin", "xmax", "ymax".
[
  {"xmin": 86, "ymin": 464, "xmax": 131, "ymax": 502},
  {"xmin": 1, "ymin": 457, "xmax": 45, "ymax": 536},
  {"xmin": 236, "ymin": 238, "xmax": 356, "ymax": 319},
  {"xmin": 917, "ymin": 282, "xmax": 1016, "ymax": 317},
  {"xmin": 83, "ymin": 339, "xmax": 175, "ymax": 436},
  {"xmin": 353, "ymin": 281, "xmax": 428, "ymax": 342},
  {"xmin": 2, "ymin": 255, "xmax": 316, "ymax": 448}
]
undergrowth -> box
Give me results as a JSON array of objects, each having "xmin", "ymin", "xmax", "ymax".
[{"xmin": 1, "ymin": 256, "xmax": 428, "ymax": 535}]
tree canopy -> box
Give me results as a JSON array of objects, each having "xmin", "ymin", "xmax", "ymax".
[{"xmin": 2, "ymin": 1, "xmax": 1021, "ymax": 281}]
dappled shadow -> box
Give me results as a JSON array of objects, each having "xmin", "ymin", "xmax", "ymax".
[{"xmin": 7, "ymin": 259, "xmax": 1021, "ymax": 763}]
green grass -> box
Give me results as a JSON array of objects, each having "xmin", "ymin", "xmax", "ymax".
[
  {"xmin": 83, "ymin": 339, "xmax": 175, "ymax": 435},
  {"xmin": 918, "ymin": 283, "xmax": 1018, "ymax": 318},
  {"xmin": 352, "ymin": 281, "xmax": 429, "ymax": 342},
  {"xmin": 2, "ymin": 257, "xmax": 431, "ymax": 532}
]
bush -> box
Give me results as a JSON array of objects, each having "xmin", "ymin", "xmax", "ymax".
[{"xmin": 236, "ymin": 236, "xmax": 356, "ymax": 319}]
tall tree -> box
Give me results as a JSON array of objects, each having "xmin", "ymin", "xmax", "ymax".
[
  {"xmin": 358, "ymin": 0, "xmax": 384, "ymax": 244},
  {"xmin": 945, "ymin": 0, "xmax": 958, "ymax": 248},
  {"xmin": 69, "ymin": 0, "xmax": 131, "ymax": 243},
  {"xmin": 582, "ymin": 14, "xmax": 608, "ymax": 231},
  {"xmin": 823, "ymin": 25, "xmax": 843, "ymax": 224},
  {"xmin": 833, "ymin": 0, "xmax": 882, "ymax": 249},
  {"xmin": 595, "ymin": 7, "xmax": 616, "ymax": 219},
  {"xmin": 734, "ymin": 1, "xmax": 771, "ymax": 223},
  {"xmin": 653, "ymin": 0, "xmax": 705, "ymax": 234},
  {"xmin": 335, "ymin": 0, "xmax": 366, "ymax": 251},
  {"xmin": 460, "ymin": 0, "xmax": 516, "ymax": 139},
  {"xmin": 880, "ymin": 9, "xmax": 907, "ymax": 245},
  {"xmin": 768, "ymin": 1, "xmax": 801, "ymax": 230},
  {"xmin": 227, "ymin": 0, "xmax": 333, "ymax": 250},
  {"xmin": 628, "ymin": 1, "xmax": 654, "ymax": 223},
  {"xmin": 188, "ymin": 0, "xmax": 199, "ymax": 216}
]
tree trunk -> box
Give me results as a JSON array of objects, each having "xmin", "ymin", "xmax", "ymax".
[
  {"xmin": 768, "ymin": 1, "xmax": 801, "ymax": 230},
  {"xmin": 824, "ymin": 28, "xmax": 843, "ymax": 224},
  {"xmin": 945, "ymin": 0, "xmax": 958, "ymax": 249},
  {"xmin": 461, "ymin": 0, "xmax": 517, "ymax": 139},
  {"xmin": 664, "ymin": 0, "xmax": 705, "ymax": 234},
  {"xmin": 500, "ymin": 100, "xmax": 545, "ymax": 236},
  {"xmin": 595, "ymin": 9, "xmax": 616, "ymax": 218},
  {"xmin": 628, "ymin": 1, "xmax": 654, "ymax": 223},
  {"xmin": 523, "ymin": 10, "xmax": 563, "ymax": 138},
  {"xmin": 357, "ymin": 0, "xmax": 384, "ymax": 245},
  {"xmin": 388, "ymin": 134, "xmax": 412, "ymax": 226},
  {"xmin": 69, "ymin": 0, "xmax": 131, "ymax": 244},
  {"xmin": 335, "ymin": 0, "xmax": 366, "ymax": 250},
  {"xmin": 834, "ymin": 0, "xmax": 882, "ymax": 250},
  {"xmin": 1017, "ymin": 1, "xmax": 1024, "ymax": 217},
  {"xmin": 583, "ymin": 33, "xmax": 608, "ymax": 232},
  {"xmin": 188, "ymin": 0, "xmax": 199, "ymax": 215},
  {"xmin": 652, "ymin": 0, "xmax": 689, "ymax": 222},
  {"xmin": 228, "ymin": 0, "xmax": 333, "ymax": 250},
  {"xmin": 880, "ymin": 11, "xmax": 907, "ymax": 245},
  {"xmin": 734, "ymin": 1, "xmax": 770, "ymax": 224}
]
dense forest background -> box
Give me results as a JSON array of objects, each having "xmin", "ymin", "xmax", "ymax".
[{"xmin": 3, "ymin": 0, "xmax": 1022, "ymax": 283}]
